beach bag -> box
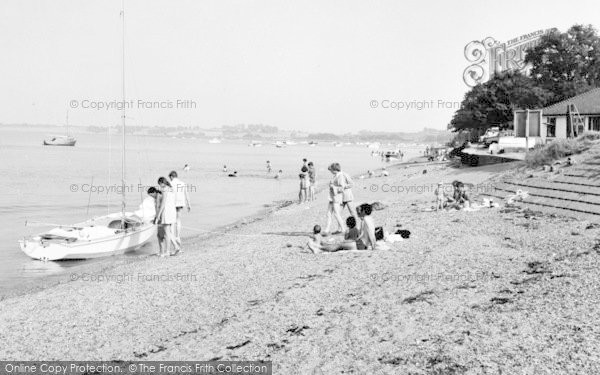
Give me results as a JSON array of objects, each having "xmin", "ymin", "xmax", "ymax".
[
  {"xmin": 395, "ymin": 229, "xmax": 411, "ymax": 239},
  {"xmin": 375, "ymin": 226, "xmax": 384, "ymax": 241}
]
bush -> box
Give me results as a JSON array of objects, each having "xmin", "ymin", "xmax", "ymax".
[
  {"xmin": 525, "ymin": 138, "xmax": 591, "ymax": 167},
  {"xmin": 577, "ymin": 131, "xmax": 600, "ymax": 142}
]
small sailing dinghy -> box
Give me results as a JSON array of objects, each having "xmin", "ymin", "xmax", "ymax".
[
  {"xmin": 21, "ymin": 3, "xmax": 155, "ymax": 261},
  {"xmin": 20, "ymin": 215, "xmax": 155, "ymax": 260},
  {"xmin": 44, "ymin": 112, "xmax": 76, "ymax": 146}
]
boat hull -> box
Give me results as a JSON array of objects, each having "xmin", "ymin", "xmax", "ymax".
[
  {"xmin": 19, "ymin": 216, "xmax": 156, "ymax": 261},
  {"xmin": 43, "ymin": 137, "xmax": 76, "ymax": 146}
]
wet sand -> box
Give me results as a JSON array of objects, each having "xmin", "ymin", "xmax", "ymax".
[{"xmin": 1, "ymin": 160, "xmax": 600, "ymax": 374}]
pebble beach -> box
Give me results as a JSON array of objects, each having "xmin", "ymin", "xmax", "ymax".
[{"xmin": 1, "ymin": 160, "xmax": 600, "ymax": 374}]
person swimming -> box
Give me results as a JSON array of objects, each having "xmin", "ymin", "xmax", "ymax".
[
  {"xmin": 274, "ymin": 170, "xmax": 283, "ymax": 179},
  {"xmin": 228, "ymin": 171, "xmax": 238, "ymax": 177}
]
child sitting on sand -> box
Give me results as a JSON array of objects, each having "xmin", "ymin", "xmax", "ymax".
[
  {"xmin": 345, "ymin": 217, "xmax": 360, "ymax": 242},
  {"xmin": 452, "ymin": 182, "xmax": 471, "ymax": 209},
  {"xmin": 308, "ymin": 224, "xmax": 357, "ymax": 254},
  {"xmin": 434, "ymin": 182, "xmax": 455, "ymax": 210}
]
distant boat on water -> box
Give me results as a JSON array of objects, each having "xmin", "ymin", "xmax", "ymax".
[
  {"xmin": 44, "ymin": 112, "xmax": 76, "ymax": 146},
  {"xmin": 208, "ymin": 138, "xmax": 222, "ymax": 144},
  {"xmin": 308, "ymin": 141, "xmax": 318, "ymax": 146},
  {"xmin": 43, "ymin": 135, "xmax": 76, "ymax": 146}
]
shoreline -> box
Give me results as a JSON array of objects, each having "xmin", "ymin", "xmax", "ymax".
[
  {"xmin": 1, "ymin": 158, "xmax": 421, "ymax": 301},
  {"xmin": 5, "ymin": 159, "xmax": 600, "ymax": 372}
]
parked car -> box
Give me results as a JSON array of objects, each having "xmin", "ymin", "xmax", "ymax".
[{"xmin": 480, "ymin": 127, "xmax": 513, "ymax": 146}]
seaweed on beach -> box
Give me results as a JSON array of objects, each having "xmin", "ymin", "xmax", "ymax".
[
  {"xmin": 226, "ymin": 340, "xmax": 251, "ymax": 350},
  {"xmin": 286, "ymin": 325, "xmax": 310, "ymax": 336},
  {"xmin": 524, "ymin": 261, "xmax": 551, "ymax": 275},
  {"xmin": 402, "ymin": 290, "xmax": 436, "ymax": 304}
]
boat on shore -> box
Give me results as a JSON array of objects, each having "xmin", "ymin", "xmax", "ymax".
[
  {"xmin": 21, "ymin": 3, "xmax": 155, "ymax": 261},
  {"xmin": 20, "ymin": 214, "xmax": 155, "ymax": 261},
  {"xmin": 43, "ymin": 135, "xmax": 76, "ymax": 146}
]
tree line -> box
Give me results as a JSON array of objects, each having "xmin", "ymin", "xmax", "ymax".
[{"xmin": 450, "ymin": 25, "xmax": 600, "ymax": 133}]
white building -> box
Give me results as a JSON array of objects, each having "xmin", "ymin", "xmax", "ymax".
[{"xmin": 512, "ymin": 88, "xmax": 600, "ymax": 147}]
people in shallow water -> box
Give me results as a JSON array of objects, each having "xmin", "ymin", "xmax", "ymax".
[
  {"xmin": 228, "ymin": 171, "xmax": 238, "ymax": 177},
  {"xmin": 223, "ymin": 165, "xmax": 228, "ymax": 172},
  {"xmin": 274, "ymin": 170, "xmax": 283, "ymax": 179},
  {"xmin": 183, "ymin": 164, "xmax": 190, "ymax": 172}
]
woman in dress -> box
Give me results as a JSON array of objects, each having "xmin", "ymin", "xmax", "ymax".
[
  {"xmin": 155, "ymin": 177, "xmax": 179, "ymax": 257},
  {"xmin": 332, "ymin": 163, "xmax": 357, "ymax": 219},
  {"xmin": 324, "ymin": 163, "xmax": 346, "ymax": 234}
]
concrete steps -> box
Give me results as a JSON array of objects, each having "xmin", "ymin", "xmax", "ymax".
[{"xmin": 482, "ymin": 168, "xmax": 600, "ymax": 221}]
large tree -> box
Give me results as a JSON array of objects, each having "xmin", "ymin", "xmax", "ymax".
[
  {"xmin": 525, "ymin": 24, "xmax": 600, "ymax": 101},
  {"xmin": 450, "ymin": 71, "xmax": 552, "ymax": 131}
]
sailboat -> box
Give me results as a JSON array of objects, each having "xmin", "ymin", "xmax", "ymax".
[
  {"xmin": 20, "ymin": 4, "xmax": 155, "ymax": 261},
  {"xmin": 43, "ymin": 112, "xmax": 76, "ymax": 146}
]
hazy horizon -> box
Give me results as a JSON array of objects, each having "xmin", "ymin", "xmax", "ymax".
[{"xmin": 1, "ymin": 0, "xmax": 599, "ymax": 133}]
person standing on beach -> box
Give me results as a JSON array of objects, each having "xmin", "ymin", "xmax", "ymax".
[
  {"xmin": 332, "ymin": 163, "xmax": 357, "ymax": 219},
  {"xmin": 155, "ymin": 177, "xmax": 179, "ymax": 257},
  {"xmin": 299, "ymin": 166, "xmax": 309, "ymax": 203},
  {"xmin": 133, "ymin": 187, "xmax": 158, "ymax": 223},
  {"xmin": 169, "ymin": 171, "xmax": 191, "ymax": 252},
  {"xmin": 324, "ymin": 163, "xmax": 346, "ymax": 234},
  {"xmin": 307, "ymin": 162, "xmax": 316, "ymax": 201},
  {"xmin": 267, "ymin": 160, "xmax": 272, "ymax": 174}
]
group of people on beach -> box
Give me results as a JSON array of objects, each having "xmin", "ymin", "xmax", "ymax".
[
  {"xmin": 434, "ymin": 180, "xmax": 471, "ymax": 210},
  {"xmin": 133, "ymin": 171, "xmax": 191, "ymax": 257},
  {"xmin": 306, "ymin": 162, "xmax": 385, "ymax": 253},
  {"xmin": 298, "ymin": 158, "xmax": 316, "ymax": 203}
]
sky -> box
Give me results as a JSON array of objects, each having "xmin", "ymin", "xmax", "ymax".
[{"xmin": 0, "ymin": 0, "xmax": 599, "ymax": 133}]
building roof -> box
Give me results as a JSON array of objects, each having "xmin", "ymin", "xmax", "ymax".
[{"xmin": 542, "ymin": 88, "xmax": 600, "ymax": 116}]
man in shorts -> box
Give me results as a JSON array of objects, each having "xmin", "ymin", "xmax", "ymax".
[{"xmin": 169, "ymin": 171, "xmax": 191, "ymax": 251}]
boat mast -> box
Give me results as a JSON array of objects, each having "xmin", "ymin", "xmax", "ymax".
[{"xmin": 120, "ymin": 0, "xmax": 126, "ymax": 227}]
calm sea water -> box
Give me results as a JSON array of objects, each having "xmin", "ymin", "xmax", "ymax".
[{"xmin": 0, "ymin": 126, "xmax": 422, "ymax": 296}]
